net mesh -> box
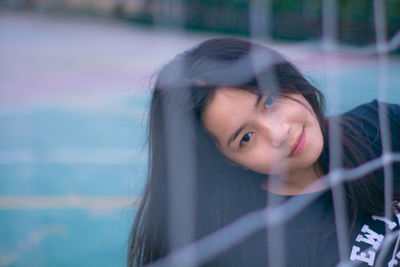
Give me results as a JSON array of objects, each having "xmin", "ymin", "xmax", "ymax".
[{"xmin": 145, "ymin": 0, "xmax": 400, "ymax": 266}]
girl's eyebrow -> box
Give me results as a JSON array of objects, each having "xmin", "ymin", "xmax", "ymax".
[{"xmin": 226, "ymin": 94, "xmax": 263, "ymax": 147}]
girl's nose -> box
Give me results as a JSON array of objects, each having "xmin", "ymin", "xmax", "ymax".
[{"xmin": 259, "ymin": 118, "xmax": 290, "ymax": 148}]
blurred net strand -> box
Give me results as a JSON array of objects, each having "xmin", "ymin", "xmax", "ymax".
[
  {"xmin": 249, "ymin": 6, "xmax": 286, "ymax": 265},
  {"xmin": 249, "ymin": 0, "xmax": 272, "ymax": 41},
  {"xmin": 322, "ymin": 0, "xmax": 337, "ymax": 49},
  {"xmin": 155, "ymin": 2, "xmax": 198, "ymax": 266},
  {"xmin": 163, "ymin": 79, "xmax": 197, "ymax": 267},
  {"xmin": 373, "ymin": 0, "xmax": 394, "ymax": 239},
  {"xmin": 322, "ymin": 0, "xmax": 351, "ymax": 264},
  {"xmin": 146, "ymin": 153, "xmax": 400, "ymax": 267}
]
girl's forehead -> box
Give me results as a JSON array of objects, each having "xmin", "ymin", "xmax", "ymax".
[
  {"xmin": 210, "ymin": 87, "xmax": 258, "ymax": 105},
  {"xmin": 202, "ymin": 87, "xmax": 256, "ymax": 119}
]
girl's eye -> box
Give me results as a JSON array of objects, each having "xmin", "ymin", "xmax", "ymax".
[
  {"xmin": 264, "ymin": 95, "xmax": 275, "ymax": 108},
  {"xmin": 240, "ymin": 132, "xmax": 253, "ymax": 146}
]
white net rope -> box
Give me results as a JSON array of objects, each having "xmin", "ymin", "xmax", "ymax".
[{"xmin": 145, "ymin": 0, "xmax": 400, "ymax": 267}]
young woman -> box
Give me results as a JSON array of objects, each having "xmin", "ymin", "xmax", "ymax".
[{"xmin": 128, "ymin": 38, "xmax": 400, "ymax": 266}]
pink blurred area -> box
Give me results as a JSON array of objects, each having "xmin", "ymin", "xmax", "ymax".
[
  {"xmin": 0, "ymin": 10, "xmax": 379, "ymax": 108},
  {"xmin": 0, "ymin": 10, "xmax": 206, "ymax": 107}
]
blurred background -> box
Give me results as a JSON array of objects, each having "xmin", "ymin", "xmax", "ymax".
[{"xmin": 0, "ymin": 0, "xmax": 399, "ymax": 266}]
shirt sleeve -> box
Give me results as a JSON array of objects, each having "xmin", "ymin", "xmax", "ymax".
[
  {"xmin": 342, "ymin": 99, "xmax": 400, "ymax": 188},
  {"xmin": 342, "ymin": 99, "xmax": 400, "ymax": 154}
]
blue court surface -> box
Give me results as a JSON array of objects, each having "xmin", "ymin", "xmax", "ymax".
[{"xmin": 1, "ymin": 11, "xmax": 400, "ymax": 267}]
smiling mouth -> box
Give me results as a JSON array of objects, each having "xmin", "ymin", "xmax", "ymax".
[{"xmin": 289, "ymin": 127, "xmax": 305, "ymax": 157}]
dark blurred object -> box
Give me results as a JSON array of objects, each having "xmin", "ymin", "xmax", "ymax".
[
  {"xmin": 2, "ymin": 0, "xmax": 400, "ymax": 46},
  {"xmin": 126, "ymin": 0, "xmax": 400, "ymax": 46},
  {"xmin": 0, "ymin": 0, "xmax": 138, "ymax": 16}
]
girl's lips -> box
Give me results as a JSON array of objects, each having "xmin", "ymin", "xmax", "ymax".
[{"xmin": 289, "ymin": 128, "xmax": 306, "ymax": 157}]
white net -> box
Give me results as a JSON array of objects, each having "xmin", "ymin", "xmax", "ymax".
[{"xmin": 144, "ymin": 1, "xmax": 400, "ymax": 267}]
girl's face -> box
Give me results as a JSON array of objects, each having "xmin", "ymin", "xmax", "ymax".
[{"xmin": 201, "ymin": 87, "xmax": 324, "ymax": 177}]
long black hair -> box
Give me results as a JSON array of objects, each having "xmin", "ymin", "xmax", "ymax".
[{"xmin": 128, "ymin": 38, "xmax": 395, "ymax": 266}]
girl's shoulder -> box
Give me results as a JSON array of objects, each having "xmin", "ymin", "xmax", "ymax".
[
  {"xmin": 342, "ymin": 99, "xmax": 400, "ymax": 122},
  {"xmin": 338, "ymin": 101, "xmax": 400, "ymax": 191},
  {"xmin": 340, "ymin": 99, "xmax": 400, "ymax": 153}
]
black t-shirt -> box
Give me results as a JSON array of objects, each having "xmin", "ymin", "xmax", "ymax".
[{"xmin": 240, "ymin": 100, "xmax": 400, "ymax": 267}]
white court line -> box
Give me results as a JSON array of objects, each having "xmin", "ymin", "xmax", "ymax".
[
  {"xmin": 0, "ymin": 148, "xmax": 147, "ymax": 164},
  {"xmin": 0, "ymin": 196, "xmax": 140, "ymax": 210},
  {"xmin": 0, "ymin": 224, "xmax": 68, "ymax": 266}
]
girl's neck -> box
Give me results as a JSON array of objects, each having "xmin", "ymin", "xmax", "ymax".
[{"xmin": 262, "ymin": 162, "xmax": 327, "ymax": 196}]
